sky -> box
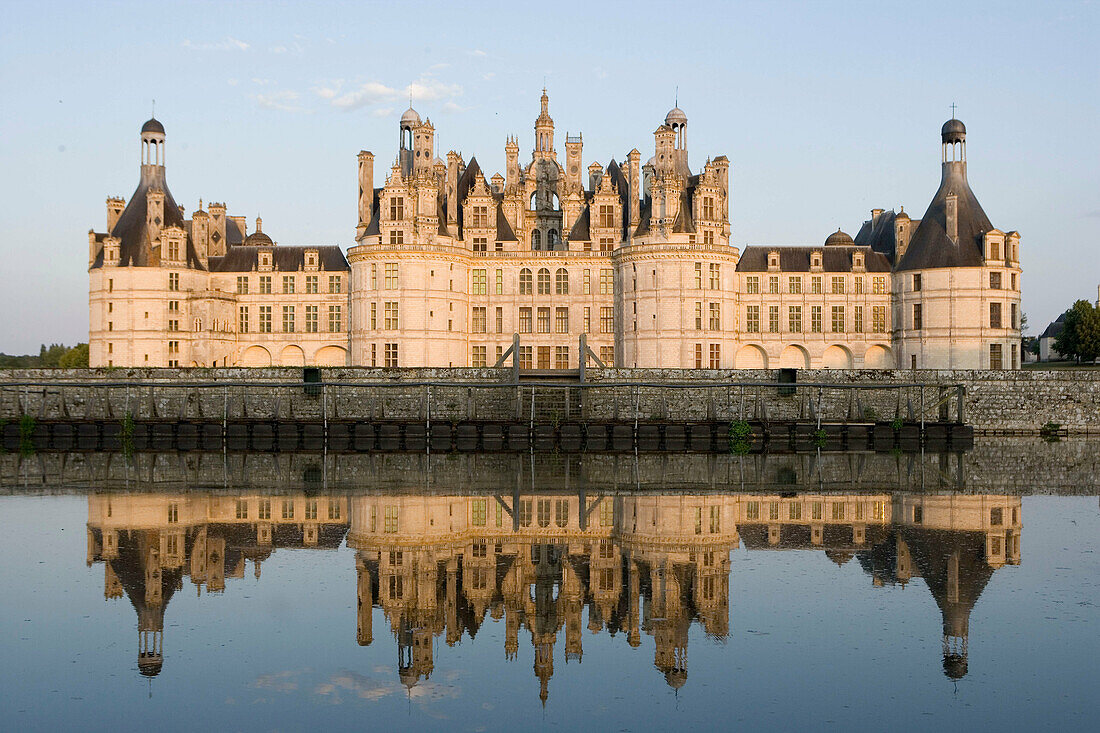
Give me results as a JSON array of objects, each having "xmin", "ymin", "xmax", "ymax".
[{"xmin": 0, "ymin": 0, "xmax": 1097, "ymax": 353}]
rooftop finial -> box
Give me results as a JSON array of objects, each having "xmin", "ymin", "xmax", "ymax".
[
  {"xmin": 950, "ymin": 102, "xmax": 957, "ymax": 119},
  {"xmin": 675, "ymin": 86, "xmax": 678, "ymax": 107}
]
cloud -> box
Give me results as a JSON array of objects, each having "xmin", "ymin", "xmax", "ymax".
[
  {"xmin": 470, "ymin": 49, "xmax": 487, "ymax": 57},
  {"xmin": 254, "ymin": 90, "xmax": 307, "ymax": 113},
  {"xmin": 429, "ymin": 62, "xmax": 450, "ymax": 70},
  {"xmin": 440, "ymin": 101, "xmax": 469, "ymax": 113},
  {"xmin": 182, "ymin": 37, "xmax": 250, "ymax": 51},
  {"xmin": 318, "ymin": 76, "xmax": 463, "ymax": 112},
  {"xmin": 252, "ymin": 670, "xmax": 305, "ymax": 693},
  {"xmin": 251, "ymin": 78, "xmax": 275, "ymax": 86},
  {"xmin": 371, "ymin": 107, "xmax": 394, "ymax": 118},
  {"xmin": 271, "ymin": 45, "xmax": 288, "ymax": 54}
]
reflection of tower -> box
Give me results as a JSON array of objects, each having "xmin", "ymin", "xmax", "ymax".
[
  {"xmin": 649, "ymin": 559, "xmax": 689, "ymax": 690},
  {"xmin": 397, "ymin": 615, "xmax": 434, "ymax": 690},
  {"xmin": 357, "ymin": 554, "xmax": 374, "ymax": 646}
]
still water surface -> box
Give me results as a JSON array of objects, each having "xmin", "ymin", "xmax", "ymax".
[{"xmin": 1, "ymin": 468, "xmax": 1098, "ymax": 731}]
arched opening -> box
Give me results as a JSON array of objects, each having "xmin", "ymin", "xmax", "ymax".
[
  {"xmin": 537, "ymin": 268, "xmax": 551, "ymax": 295},
  {"xmin": 547, "ymin": 229, "xmax": 558, "ymax": 246},
  {"xmin": 779, "ymin": 345, "xmax": 810, "ymax": 370},
  {"xmin": 532, "ymin": 230, "xmax": 541, "ymax": 249},
  {"xmin": 240, "ymin": 345, "xmax": 272, "ymax": 367},
  {"xmin": 822, "ymin": 345, "xmax": 853, "ymax": 369},
  {"xmin": 314, "ymin": 345, "xmax": 348, "ymax": 367},
  {"xmin": 863, "ymin": 345, "xmax": 893, "ymax": 369},
  {"xmin": 735, "ymin": 345, "xmax": 768, "ymax": 369},
  {"xmin": 280, "ymin": 345, "xmax": 306, "ymax": 367}
]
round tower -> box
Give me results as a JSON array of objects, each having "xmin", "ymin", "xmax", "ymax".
[{"xmin": 141, "ymin": 117, "xmax": 165, "ymax": 168}]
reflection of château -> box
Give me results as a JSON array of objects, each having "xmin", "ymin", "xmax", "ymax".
[
  {"xmin": 85, "ymin": 494, "xmax": 350, "ymax": 676},
  {"xmin": 87, "ymin": 492, "xmax": 1019, "ymax": 695}
]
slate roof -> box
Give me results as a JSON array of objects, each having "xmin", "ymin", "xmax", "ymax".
[
  {"xmin": 567, "ymin": 205, "xmax": 590, "ymax": 241},
  {"xmin": 736, "ymin": 245, "xmax": 892, "ymax": 272},
  {"xmin": 896, "ymin": 162, "xmax": 993, "ymax": 271},
  {"xmin": 495, "ymin": 200, "xmax": 517, "ymax": 241},
  {"xmin": 1040, "ymin": 313, "xmax": 1066, "ymax": 340},
  {"xmin": 854, "ymin": 209, "xmax": 901, "ymax": 262},
  {"xmin": 208, "ymin": 245, "xmax": 349, "ymax": 272}
]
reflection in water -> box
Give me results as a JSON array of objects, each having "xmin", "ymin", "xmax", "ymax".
[{"xmin": 86, "ymin": 492, "xmax": 1020, "ymax": 697}]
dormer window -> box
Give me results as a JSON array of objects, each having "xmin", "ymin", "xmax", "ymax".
[
  {"xmin": 768, "ymin": 252, "xmax": 780, "ymax": 270},
  {"xmin": 990, "ymin": 240, "xmax": 1002, "ymax": 260},
  {"xmin": 811, "ymin": 251, "xmax": 823, "ymax": 269},
  {"xmin": 260, "ymin": 252, "xmax": 272, "ymax": 270},
  {"xmin": 304, "ymin": 249, "xmax": 319, "ymax": 271},
  {"xmin": 853, "ymin": 252, "xmax": 864, "ymax": 269}
]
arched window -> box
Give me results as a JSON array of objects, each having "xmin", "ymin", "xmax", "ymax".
[
  {"xmin": 537, "ymin": 268, "xmax": 551, "ymax": 295},
  {"xmin": 519, "ymin": 268, "xmax": 533, "ymax": 295},
  {"xmin": 548, "ymin": 228, "xmax": 558, "ymax": 245},
  {"xmin": 532, "ymin": 230, "xmax": 541, "ymax": 249},
  {"xmin": 555, "ymin": 268, "xmax": 569, "ymax": 295}
]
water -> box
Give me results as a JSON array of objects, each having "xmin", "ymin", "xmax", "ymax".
[{"xmin": 1, "ymin": 450, "xmax": 1098, "ymax": 731}]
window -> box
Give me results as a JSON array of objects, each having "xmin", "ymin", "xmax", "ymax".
[
  {"xmin": 599, "ymin": 269, "xmax": 614, "ymax": 294},
  {"xmin": 583, "ymin": 307, "xmax": 591, "ymax": 333},
  {"xmin": 769, "ymin": 276, "xmax": 779, "ymax": 294},
  {"xmin": 537, "ymin": 307, "xmax": 550, "ymax": 333},
  {"xmin": 306, "ymin": 275, "xmax": 318, "ymax": 294},
  {"xmin": 532, "ymin": 230, "xmax": 541, "ymax": 249},
  {"xmin": 554, "ymin": 346, "xmax": 569, "ymax": 369},
  {"xmin": 519, "ymin": 308, "xmax": 532, "ymax": 333},
  {"xmin": 600, "ymin": 307, "xmax": 614, "ymax": 333},
  {"xmin": 789, "ymin": 502, "xmax": 802, "ymax": 520},
  {"xmin": 1012, "ymin": 343, "xmax": 1018, "ymax": 369},
  {"xmin": 990, "ymin": 302, "xmax": 1002, "ymax": 328},
  {"xmin": 831, "ymin": 276, "xmax": 845, "ymax": 294},
  {"xmin": 496, "ymin": 269, "xmax": 504, "ymax": 295},
  {"xmin": 709, "ymin": 263, "xmax": 720, "ymax": 289},
  {"xmin": 282, "ymin": 275, "xmax": 295, "ymax": 294},
  {"xmin": 555, "ymin": 307, "xmax": 569, "ymax": 333},
  {"xmin": 384, "ymin": 302, "xmax": 399, "ymax": 330},
  {"xmin": 854, "ymin": 277, "xmax": 864, "ymax": 295},
  {"xmin": 709, "ymin": 343, "xmax": 721, "ymax": 369},
  {"xmin": 472, "ymin": 498, "xmax": 487, "ymax": 526},
  {"xmin": 990, "ymin": 271, "xmax": 1002, "ymax": 289},
  {"xmin": 555, "ymin": 268, "xmax": 569, "ymax": 294},
  {"xmin": 472, "ymin": 307, "xmax": 487, "ymax": 333},
  {"xmin": 472, "ymin": 269, "xmax": 487, "ymax": 294},
  {"xmin": 167, "ymin": 503, "xmax": 178, "ymax": 523},
  {"xmin": 496, "ymin": 307, "xmax": 504, "ymax": 333},
  {"xmin": 384, "ymin": 343, "xmax": 398, "ymax": 367},
  {"xmin": 599, "ymin": 345, "xmax": 614, "ymax": 366},
  {"xmin": 702, "ymin": 197, "xmax": 715, "ymax": 220},
  {"xmin": 812, "ymin": 502, "xmax": 823, "ymax": 521},
  {"xmin": 872, "ymin": 306, "xmax": 887, "ymax": 333},
  {"xmin": 328, "ymin": 274, "xmax": 342, "ymax": 294},
  {"xmin": 370, "ymin": 264, "xmax": 377, "ymax": 289},
  {"xmin": 746, "ymin": 501, "xmax": 760, "ymax": 520},
  {"xmin": 788, "ymin": 276, "xmax": 802, "ymax": 294},
  {"xmin": 695, "ymin": 302, "xmax": 703, "ymax": 330},
  {"xmin": 1011, "ymin": 273, "xmax": 1017, "ymax": 290},
  {"xmin": 990, "ymin": 241, "xmax": 1001, "ymax": 260},
  {"xmin": 853, "ymin": 305, "xmax": 864, "ymax": 333},
  {"xmin": 384, "ymin": 506, "xmax": 399, "ymax": 533},
  {"xmin": 305, "ymin": 500, "xmax": 318, "ymax": 520},
  {"xmin": 710, "ymin": 506, "xmax": 720, "ymax": 533},
  {"xmin": 383, "ymin": 264, "xmax": 397, "ymax": 290},
  {"xmin": 811, "ymin": 253, "xmax": 822, "ymax": 268},
  {"xmin": 282, "ymin": 500, "xmax": 295, "ymax": 520},
  {"xmin": 709, "ymin": 303, "xmax": 721, "ymax": 331},
  {"xmin": 599, "ymin": 204, "xmax": 615, "ymax": 228},
  {"xmin": 831, "ymin": 305, "xmax": 845, "ymax": 333},
  {"xmin": 599, "ymin": 237, "xmax": 614, "ymax": 252},
  {"xmin": 168, "ymin": 319, "xmax": 179, "ymax": 332},
  {"xmin": 469, "ymin": 205, "xmax": 490, "ymax": 228},
  {"xmin": 989, "ymin": 343, "xmax": 1003, "ymax": 368},
  {"xmin": 811, "ymin": 306, "xmax": 822, "ymax": 333},
  {"xmin": 745, "ymin": 305, "xmax": 760, "ymax": 333},
  {"xmin": 913, "ymin": 304, "xmax": 923, "ymax": 330},
  {"xmin": 582, "ymin": 269, "xmax": 591, "ymax": 294},
  {"xmin": 389, "ymin": 196, "xmax": 404, "ymax": 220},
  {"xmin": 282, "ymin": 306, "xmax": 295, "ymax": 333},
  {"xmin": 537, "ymin": 346, "xmax": 551, "ymax": 369},
  {"xmin": 789, "ymin": 305, "xmax": 802, "ymax": 332},
  {"xmin": 472, "ymin": 236, "xmax": 487, "ymax": 252},
  {"xmin": 769, "ymin": 306, "xmax": 780, "ymax": 333},
  {"xmin": 913, "ymin": 274, "xmax": 922, "ymax": 292},
  {"xmin": 519, "ymin": 346, "xmax": 533, "ymax": 369},
  {"xmin": 305, "ymin": 305, "xmax": 318, "ymax": 332},
  {"xmin": 537, "ymin": 268, "xmax": 551, "ymax": 294},
  {"xmin": 694, "ymin": 262, "xmax": 703, "ymax": 289},
  {"xmin": 327, "ymin": 500, "xmax": 341, "ymax": 520},
  {"xmin": 872, "ymin": 276, "xmax": 886, "ymax": 294},
  {"xmin": 168, "ymin": 272, "xmax": 179, "ymax": 291},
  {"xmin": 329, "ymin": 305, "xmax": 342, "ymax": 332},
  {"xmin": 258, "ymin": 499, "xmax": 271, "ymax": 520},
  {"xmin": 236, "ymin": 500, "xmax": 248, "ymax": 519},
  {"xmin": 472, "ymin": 345, "xmax": 487, "ymax": 367},
  {"xmin": 1011, "ymin": 303, "xmax": 1018, "ymax": 329},
  {"xmin": 746, "ymin": 276, "xmax": 760, "ymax": 294},
  {"xmin": 990, "ymin": 507, "xmax": 1003, "ymax": 526},
  {"xmin": 769, "ymin": 253, "xmax": 780, "ymax": 269},
  {"xmin": 239, "ymin": 306, "xmax": 249, "ymax": 333},
  {"xmin": 236, "ymin": 276, "xmax": 248, "ymax": 294},
  {"xmin": 259, "ymin": 275, "xmax": 272, "ymax": 294},
  {"xmin": 811, "ymin": 276, "xmax": 822, "ymax": 294},
  {"xmin": 519, "ymin": 268, "xmax": 533, "ymax": 294}
]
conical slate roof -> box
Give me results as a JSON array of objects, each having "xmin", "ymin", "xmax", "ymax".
[{"xmin": 895, "ymin": 160, "xmax": 993, "ymax": 271}]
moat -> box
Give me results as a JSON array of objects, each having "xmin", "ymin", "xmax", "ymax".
[{"xmin": 1, "ymin": 444, "xmax": 1098, "ymax": 731}]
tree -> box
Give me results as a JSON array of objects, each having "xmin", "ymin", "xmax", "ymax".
[
  {"xmin": 1054, "ymin": 300, "xmax": 1100, "ymax": 363},
  {"xmin": 58, "ymin": 343, "xmax": 89, "ymax": 368}
]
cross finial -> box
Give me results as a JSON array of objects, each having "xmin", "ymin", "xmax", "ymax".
[
  {"xmin": 675, "ymin": 86, "xmax": 678, "ymax": 107},
  {"xmin": 950, "ymin": 102, "xmax": 957, "ymax": 119}
]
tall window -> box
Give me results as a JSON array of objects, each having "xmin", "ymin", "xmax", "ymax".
[
  {"xmin": 745, "ymin": 305, "xmax": 760, "ymax": 333},
  {"xmin": 383, "ymin": 264, "xmax": 398, "ymax": 289},
  {"xmin": 990, "ymin": 302, "xmax": 1002, "ymax": 328},
  {"xmin": 831, "ymin": 276, "xmax": 845, "ymax": 294},
  {"xmin": 598, "ymin": 204, "xmax": 615, "ymax": 227},
  {"xmin": 168, "ymin": 273, "xmax": 179, "ymax": 291},
  {"xmin": 472, "ymin": 269, "xmax": 487, "ymax": 295},
  {"xmin": 1011, "ymin": 303, "xmax": 1018, "ymax": 329},
  {"xmin": 913, "ymin": 304, "xmax": 923, "ymax": 330},
  {"xmin": 990, "ymin": 271, "xmax": 1002, "ymax": 289},
  {"xmin": 831, "ymin": 306, "xmax": 845, "ymax": 333},
  {"xmin": 746, "ymin": 276, "xmax": 760, "ymax": 294},
  {"xmin": 519, "ymin": 307, "xmax": 532, "ymax": 333},
  {"xmin": 537, "ymin": 307, "xmax": 550, "ymax": 333},
  {"xmin": 872, "ymin": 306, "xmax": 886, "ymax": 333},
  {"xmin": 854, "ymin": 277, "xmax": 864, "ymax": 294},
  {"xmin": 811, "ymin": 276, "xmax": 822, "ymax": 294},
  {"xmin": 872, "ymin": 276, "xmax": 886, "ymax": 294},
  {"xmin": 472, "ymin": 307, "xmax": 487, "ymax": 333},
  {"xmin": 496, "ymin": 269, "xmax": 504, "ymax": 295},
  {"xmin": 471, "ymin": 345, "xmax": 487, "ymax": 367},
  {"xmin": 702, "ymin": 196, "xmax": 715, "ymax": 220},
  {"xmin": 238, "ymin": 306, "xmax": 249, "ymax": 334},
  {"xmin": 599, "ymin": 269, "xmax": 614, "ymax": 294},
  {"xmin": 470, "ymin": 205, "xmax": 489, "ymax": 228},
  {"xmin": 789, "ymin": 305, "xmax": 802, "ymax": 333},
  {"xmin": 600, "ymin": 307, "xmax": 614, "ymax": 333},
  {"xmin": 282, "ymin": 275, "xmax": 295, "ymax": 294},
  {"xmin": 989, "ymin": 343, "xmax": 1003, "ymax": 369},
  {"xmin": 788, "ymin": 276, "xmax": 802, "ymax": 294},
  {"xmin": 329, "ymin": 275, "xmax": 343, "ymax": 293},
  {"xmin": 384, "ymin": 302, "xmax": 399, "ymax": 330},
  {"xmin": 496, "ymin": 307, "xmax": 504, "ymax": 333},
  {"xmin": 811, "ymin": 306, "xmax": 822, "ymax": 333},
  {"xmin": 769, "ymin": 276, "xmax": 779, "ymax": 294},
  {"xmin": 306, "ymin": 275, "xmax": 318, "ymax": 294},
  {"xmin": 709, "ymin": 303, "xmax": 721, "ymax": 331},
  {"xmin": 694, "ymin": 262, "xmax": 703, "ymax": 289},
  {"xmin": 259, "ymin": 306, "xmax": 272, "ymax": 333},
  {"xmin": 389, "ymin": 196, "xmax": 404, "ymax": 220},
  {"xmin": 282, "ymin": 306, "xmax": 295, "ymax": 333},
  {"xmin": 768, "ymin": 306, "xmax": 780, "ymax": 333},
  {"xmin": 328, "ymin": 305, "xmax": 342, "ymax": 332},
  {"xmin": 236, "ymin": 276, "xmax": 248, "ymax": 294},
  {"xmin": 913, "ymin": 274, "xmax": 922, "ymax": 291},
  {"xmin": 554, "ymin": 346, "xmax": 569, "ymax": 369},
  {"xmin": 384, "ymin": 343, "xmax": 398, "ymax": 367},
  {"xmin": 853, "ymin": 305, "xmax": 864, "ymax": 333},
  {"xmin": 695, "ymin": 302, "xmax": 703, "ymax": 330},
  {"xmin": 709, "ymin": 263, "xmax": 720, "ymax": 289},
  {"xmin": 520, "ymin": 268, "xmax": 533, "ymax": 294},
  {"xmin": 518, "ymin": 346, "xmax": 532, "ymax": 369},
  {"xmin": 259, "ymin": 275, "xmax": 272, "ymax": 294},
  {"xmin": 555, "ymin": 307, "xmax": 569, "ymax": 333},
  {"xmin": 305, "ymin": 305, "xmax": 318, "ymax": 333},
  {"xmin": 555, "ymin": 268, "xmax": 569, "ymax": 294},
  {"xmin": 583, "ymin": 306, "xmax": 591, "ymax": 333},
  {"xmin": 709, "ymin": 343, "xmax": 721, "ymax": 368},
  {"xmin": 537, "ymin": 268, "xmax": 551, "ymax": 294}
]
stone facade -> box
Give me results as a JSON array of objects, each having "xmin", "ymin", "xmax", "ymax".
[{"xmin": 87, "ymin": 97, "xmax": 1021, "ymax": 370}]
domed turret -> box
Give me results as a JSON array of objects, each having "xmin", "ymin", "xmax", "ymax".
[
  {"xmin": 244, "ymin": 216, "xmax": 273, "ymax": 246},
  {"xmin": 141, "ymin": 117, "xmax": 165, "ymax": 135},
  {"xmin": 941, "ymin": 118, "xmax": 966, "ymax": 144},
  {"xmin": 825, "ymin": 228, "xmax": 854, "ymax": 246},
  {"xmin": 400, "ymin": 106, "xmax": 421, "ymax": 127},
  {"xmin": 664, "ymin": 106, "xmax": 687, "ymax": 127}
]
